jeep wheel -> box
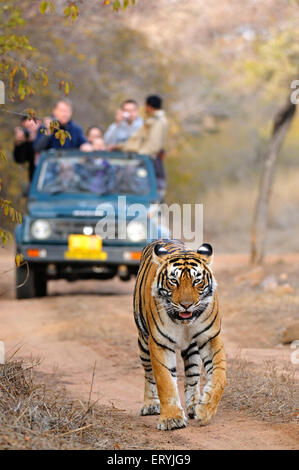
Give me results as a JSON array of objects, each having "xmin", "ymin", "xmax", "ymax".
[
  {"xmin": 35, "ymin": 272, "xmax": 47, "ymax": 297},
  {"xmin": 16, "ymin": 263, "xmax": 47, "ymax": 299}
]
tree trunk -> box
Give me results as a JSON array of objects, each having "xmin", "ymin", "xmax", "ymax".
[{"xmin": 250, "ymin": 99, "xmax": 297, "ymax": 264}]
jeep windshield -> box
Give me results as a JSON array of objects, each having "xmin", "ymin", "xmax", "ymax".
[{"xmin": 36, "ymin": 155, "xmax": 151, "ymax": 196}]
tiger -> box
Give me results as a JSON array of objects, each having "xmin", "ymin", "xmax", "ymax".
[{"xmin": 133, "ymin": 239, "xmax": 226, "ymax": 431}]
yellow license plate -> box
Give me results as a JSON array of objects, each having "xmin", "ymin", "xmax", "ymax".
[{"xmin": 65, "ymin": 235, "xmax": 107, "ymax": 260}]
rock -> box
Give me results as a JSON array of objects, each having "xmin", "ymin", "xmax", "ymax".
[{"xmin": 281, "ymin": 323, "xmax": 299, "ymax": 344}]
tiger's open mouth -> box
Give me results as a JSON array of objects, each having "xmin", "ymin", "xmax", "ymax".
[{"xmin": 178, "ymin": 311, "xmax": 193, "ymax": 319}]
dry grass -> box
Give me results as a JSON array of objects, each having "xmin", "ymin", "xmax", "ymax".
[
  {"xmin": 223, "ymin": 354, "xmax": 299, "ymax": 423},
  {"xmin": 0, "ymin": 355, "xmax": 297, "ymax": 450},
  {"xmin": 0, "ymin": 358, "xmax": 151, "ymax": 450}
]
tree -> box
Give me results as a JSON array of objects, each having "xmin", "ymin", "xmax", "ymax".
[
  {"xmin": 0, "ymin": 151, "xmax": 22, "ymax": 249},
  {"xmin": 0, "ymin": 0, "xmax": 138, "ymax": 252},
  {"xmin": 242, "ymin": 28, "xmax": 299, "ymax": 262},
  {"xmin": 250, "ymin": 99, "xmax": 297, "ymax": 264}
]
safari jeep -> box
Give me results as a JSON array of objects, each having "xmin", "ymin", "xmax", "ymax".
[{"xmin": 15, "ymin": 149, "xmax": 166, "ymax": 299}]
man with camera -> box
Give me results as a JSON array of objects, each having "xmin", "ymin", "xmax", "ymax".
[
  {"xmin": 104, "ymin": 99, "xmax": 144, "ymax": 147},
  {"xmin": 34, "ymin": 98, "xmax": 87, "ymax": 153},
  {"xmin": 13, "ymin": 115, "xmax": 41, "ymax": 181},
  {"xmin": 119, "ymin": 95, "xmax": 168, "ymax": 196}
]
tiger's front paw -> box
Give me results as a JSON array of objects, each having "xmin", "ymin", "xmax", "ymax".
[
  {"xmin": 187, "ymin": 404, "xmax": 196, "ymax": 419},
  {"xmin": 194, "ymin": 403, "xmax": 217, "ymax": 426},
  {"xmin": 158, "ymin": 417, "xmax": 187, "ymax": 431},
  {"xmin": 140, "ymin": 401, "xmax": 160, "ymax": 416},
  {"xmin": 158, "ymin": 408, "xmax": 187, "ymax": 431}
]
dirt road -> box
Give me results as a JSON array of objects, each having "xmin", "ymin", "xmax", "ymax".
[{"xmin": 0, "ymin": 251, "xmax": 298, "ymax": 450}]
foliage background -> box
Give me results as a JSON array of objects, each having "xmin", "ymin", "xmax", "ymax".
[{"xmin": 1, "ymin": 0, "xmax": 299, "ymax": 253}]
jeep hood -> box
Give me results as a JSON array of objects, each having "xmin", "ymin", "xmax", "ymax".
[{"xmin": 27, "ymin": 197, "xmax": 152, "ymax": 219}]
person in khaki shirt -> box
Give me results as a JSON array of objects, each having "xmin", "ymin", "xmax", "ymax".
[{"xmin": 119, "ymin": 95, "xmax": 168, "ymax": 196}]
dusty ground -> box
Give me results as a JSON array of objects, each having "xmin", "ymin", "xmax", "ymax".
[{"xmin": 0, "ymin": 249, "xmax": 298, "ymax": 450}]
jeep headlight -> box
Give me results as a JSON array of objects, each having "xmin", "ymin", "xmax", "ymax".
[
  {"xmin": 126, "ymin": 221, "xmax": 147, "ymax": 243},
  {"xmin": 31, "ymin": 219, "xmax": 52, "ymax": 240}
]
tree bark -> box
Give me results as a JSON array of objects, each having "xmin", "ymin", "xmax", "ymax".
[{"xmin": 250, "ymin": 99, "xmax": 297, "ymax": 264}]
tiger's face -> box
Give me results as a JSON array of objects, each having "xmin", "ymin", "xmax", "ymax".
[{"xmin": 154, "ymin": 243, "xmax": 215, "ymax": 322}]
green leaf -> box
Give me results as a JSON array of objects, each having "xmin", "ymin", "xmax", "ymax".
[
  {"xmin": 15, "ymin": 253, "xmax": 24, "ymax": 268},
  {"xmin": 40, "ymin": 1, "xmax": 48, "ymax": 14},
  {"xmin": 0, "ymin": 229, "xmax": 12, "ymax": 248},
  {"xmin": 65, "ymin": 81, "xmax": 70, "ymax": 95},
  {"xmin": 113, "ymin": 0, "xmax": 121, "ymax": 12},
  {"xmin": 71, "ymin": 5, "xmax": 79, "ymax": 22},
  {"xmin": 49, "ymin": 120, "xmax": 60, "ymax": 134},
  {"xmin": 16, "ymin": 212, "xmax": 23, "ymax": 224},
  {"xmin": 0, "ymin": 151, "xmax": 7, "ymax": 162},
  {"xmin": 55, "ymin": 129, "xmax": 71, "ymax": 146},
  {"xmin": 48, "ymin": 1, "xmax": 55, "ymax": 13},
  {"xmin": 10, "ymin": 207, "xmax": 15, "ymax": 222},
  {"xmin": 39, "ymin": 1, "xmax": 54, "ymax": 14},
  {"xmin": 10, "ymin": 66, "xmax": 18, "ymax": 90},
  {"xmin": 20, "ymin": 65, "xmax": 28, "ymax": 79},
  {"xmin": 64, "ymin": 6, "xmax": 71, "ymax": 18},
  {"xmin": 42, "ymin": 73, "xmax": 48, "ymax": 87},
  {"xmin": 18, "ymin": 79, "xmax": 26, "ymax": 101}
]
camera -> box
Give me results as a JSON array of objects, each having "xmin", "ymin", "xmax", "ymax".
[{"xmin": 23, "ymin": 128, "xmax": 30, "ymax": 139}]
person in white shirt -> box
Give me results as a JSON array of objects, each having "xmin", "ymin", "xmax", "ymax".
[
  {"xmin": 119, "ymin": 95, "xmax": 168, "ymax": 196},
  {"xmin": 104, "ymin": 99, "xmax": 143, "ymax": 147}
]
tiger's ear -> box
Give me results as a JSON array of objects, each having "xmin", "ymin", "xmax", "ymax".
[
  {"xmin": 153, "ymin": 243, "xmax": 169, "ymax": 264},
  {"xmin": 197, "ymin": 243, "xmax": 213, "ymax": 265}
]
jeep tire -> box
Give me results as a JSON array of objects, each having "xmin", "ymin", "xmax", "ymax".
[{"xmin": 16, "ymin": 263, "xmax": 47, "ymax": 299}]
